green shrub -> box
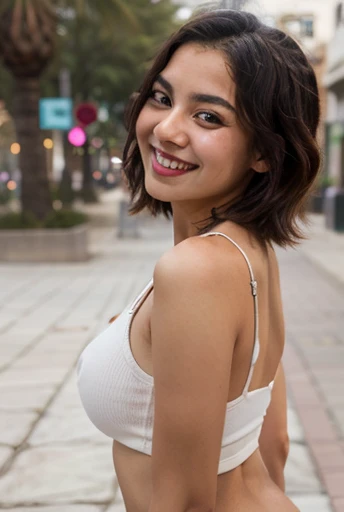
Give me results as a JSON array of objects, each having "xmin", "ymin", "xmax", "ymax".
[
  {"xmin": 43, "ymin": 209, "xmax": 88, "ymax": 228},
  {"xmin": 0, "ymin": 209, "xmax": 87, "ymax": 229},
  {"xmin": 317, "ymin": 174, "xmax": 336, "ymax": 189},
  {"xmin": 0, "ymin": 188, "xmax": 11, "ymax": 205},
  {"xmin": 0, "ymin": 211, "xmax": 40, "ymax": 229}
]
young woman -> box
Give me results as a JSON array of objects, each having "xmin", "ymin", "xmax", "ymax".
[{"xmin": 78, "ymin": 9, "xmax": 320, "ymax": 512}]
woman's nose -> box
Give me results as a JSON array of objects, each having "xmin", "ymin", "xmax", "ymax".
[{"xmin": 153, "ymin": 110, "xmax": 189, "ymax": 147}]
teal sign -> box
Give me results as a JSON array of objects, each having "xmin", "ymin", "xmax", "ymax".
[{"xmin": 39, "ymin": 98, "xmax": 73, "ymax": 130}]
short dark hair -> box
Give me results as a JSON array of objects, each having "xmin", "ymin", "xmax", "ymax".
[{"xmin": 122, "ymin": 9, "xmax": 320, "ymax": 247}]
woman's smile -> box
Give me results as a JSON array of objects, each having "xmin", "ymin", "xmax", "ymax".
[
  {"xmin": 136, "ymin": 43, "xmax": 257, "ymax": 209},
  {"xmin": 151, "ymin": 147, "xmax": 199, "ymax": 177}
]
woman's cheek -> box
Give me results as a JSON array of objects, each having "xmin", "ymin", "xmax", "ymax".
[{"xmin": 135, "ymin": 111, "xmax": 146, "ymax": 143}]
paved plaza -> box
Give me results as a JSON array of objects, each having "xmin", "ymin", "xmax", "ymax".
[{"xmin": 0, "ymin": 191, "xmax": 343, "ymax": 511}]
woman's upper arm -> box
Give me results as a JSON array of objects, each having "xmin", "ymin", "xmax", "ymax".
[{"xmin": 149, "ymin": 241, "xmax": 241, "ymax": 511}]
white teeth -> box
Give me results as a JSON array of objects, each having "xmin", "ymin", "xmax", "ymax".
[{"xmin": 155, "ymin": 149, "xmax": 193, "ymax": 171}]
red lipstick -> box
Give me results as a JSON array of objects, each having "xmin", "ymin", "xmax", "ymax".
[{"xmin": 151, "ymin": 149, "xmax": 195, "ymax": 177}]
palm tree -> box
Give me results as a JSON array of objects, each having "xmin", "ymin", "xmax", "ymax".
[
  {"xmin": 0, "ymin": 0, "xmax": 137, "ymax": 220},
  {"xmin": 0, "ymin": 0, "xmax": 55, "ymax": 219}
]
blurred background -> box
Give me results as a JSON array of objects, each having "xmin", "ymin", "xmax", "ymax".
[{"xmin": 0, "ymin": 0, "xmax": 343, "ymax": 233}]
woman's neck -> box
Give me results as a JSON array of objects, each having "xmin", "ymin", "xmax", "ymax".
[{"xmin": 171, "ymin": 202, "xmax": 212, "ymax": 245}]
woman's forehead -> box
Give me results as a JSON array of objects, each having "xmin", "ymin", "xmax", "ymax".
[{"xmin": 158, "ymin": 43, "xmax": 236, "ymax": 100}]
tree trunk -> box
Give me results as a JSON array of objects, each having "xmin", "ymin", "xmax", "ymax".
[
  {"xmin": 58, "ymin": 132, "xmax": 75, "ymax": 206},
  {"xmin": 13, "ymin": 77, "xmax": 52, "ymax": 220},
  {"xmin": 81, "ymin": 137, "xmax": 98, "ymax": 203}
]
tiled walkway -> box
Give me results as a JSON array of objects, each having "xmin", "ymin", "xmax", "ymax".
[{"xmin": 279, "ymin": 239, "xmax": 344, "ymax": 512}]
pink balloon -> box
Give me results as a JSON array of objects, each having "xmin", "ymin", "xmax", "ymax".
[{"xmin": 68, "ymin": 126, "xmax": 86, "ymax": 147}]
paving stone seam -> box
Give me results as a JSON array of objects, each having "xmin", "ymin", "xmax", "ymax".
[
  {"xmin": 284, "ymin": 342, "xmax": 343, "ymax": 512},
  {"xmin": 298, "ymin": 246, "xmax": 344, "ymax": 295},
  {"xmin": 0, "ymin": 276, "xmax": 79, "ymax": 337},
  {"xmin": 292, "ymin": 341, "xmax": 341, "ymax": 441},
  {"xmin": 1, "ymin": 273, "xmax": 77, "ymax": 314},
  {"xmin": 0, "ymin": 268, "xmax": 143, "ymax": 480},
  {"xmin": 0, "ymin": 271, "xmax": 112, "ymax": 373},
  {"xmin": 308, "ymin": 364, "xmax": 344, "ymax": 439},
  {"xmin": 0, "ymin": 309, "xmax": 113, "ymax": 477},
  {"xmin": 0, "ymin": 357, "xmax": 79, "ymax": 478},
  {"xmin": 0, "ymin": 332, "xmax": 45, "ymax": 373},
  {"xmin": 290, "ymin": 334, "xmax": 343, "ymax": 441},
  {"xmin": 0, "ymin": 268, "xmax": 52, "ymax": 310}
]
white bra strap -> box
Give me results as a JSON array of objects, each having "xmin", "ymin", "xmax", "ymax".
[
  {"xmin": 129, "ymin": 279, "xmax": 154, "ymax": 314},
  {"xmin": 200, "ymin": 231, "xmax": 259, "ymax": 395}
]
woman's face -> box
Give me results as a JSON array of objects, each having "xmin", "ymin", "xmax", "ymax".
[{"xmin": 136, "ymin": 43, "xmax": 262, "ymax": 213}]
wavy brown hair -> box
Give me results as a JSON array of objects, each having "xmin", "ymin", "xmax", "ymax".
[{"xmin": 122, "ymin": 9, "xmax": 320, "ymax": 247}]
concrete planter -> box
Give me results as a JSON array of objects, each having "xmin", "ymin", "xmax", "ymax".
[{"xmin": 0, "ymin": 223, "xmax": 89, "ymax": 262}]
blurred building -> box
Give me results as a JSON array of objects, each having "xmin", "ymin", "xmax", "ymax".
[
  {"xmin": 259, "ymin": 1, "xmax": 338, "ymax": 159},
  {"xmin": 277, "ymin": 12, "xmax": 328, "ymax": 152},
  {"xmin": 324, "ymin": 1, "xmax": 344, "ymax": 188},
  {"xmin": 177, "ymin": 1, "xmax": 334, "ymax": 150}
]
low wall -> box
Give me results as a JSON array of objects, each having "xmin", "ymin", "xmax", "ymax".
[{"xmin": 0, "ymin": 224, "xmax": 89, "ymax": 262}]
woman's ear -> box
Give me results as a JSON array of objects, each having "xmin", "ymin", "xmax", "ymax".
[{"xmin": 251, "ymin": 154, "xmax": 269, "ymax": 174}]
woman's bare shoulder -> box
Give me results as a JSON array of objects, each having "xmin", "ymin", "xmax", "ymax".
[{"xmin": 153, "ymin": 234, "xmax": 250, "ymax": 299}]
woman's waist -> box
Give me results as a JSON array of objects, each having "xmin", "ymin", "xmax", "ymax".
[{"xmin": 112, "ymin": 442, "xmax": 287, "ymax": 512}]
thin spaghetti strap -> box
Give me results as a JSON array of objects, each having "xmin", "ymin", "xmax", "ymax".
[
  {"xmin": 129, "ymin": 279, "xmax": 154, "ymax": 314},
  {"xmin": 200, "ymin": 231, "xmax": 259, "ymax": 395}
]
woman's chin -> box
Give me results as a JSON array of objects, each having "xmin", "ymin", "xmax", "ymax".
[{"xmin": 144, "ymin": 177, "xmax": 176, "ymax": 203}]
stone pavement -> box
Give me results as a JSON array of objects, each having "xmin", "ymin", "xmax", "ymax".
[
  {"xmin": 0, "ymin": 190, "xmax": 343, "ymax": 511},
  {"xmin": 281, "ymin": 215, "xmax": 344, "ymax": 512}
]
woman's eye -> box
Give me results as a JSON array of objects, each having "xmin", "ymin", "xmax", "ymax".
[
  {"xmin": 150, "ymin": 90, "xmax": 171, "ymax": 106},
  {"xmin": 196, "ymin": 112, "xmax": 222, "ymax": 125}
]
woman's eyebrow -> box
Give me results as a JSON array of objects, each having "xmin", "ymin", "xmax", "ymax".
[
  {"xmin": 191, "ymin": 93, "xmax": 237, "ymax": 114},
  {"xmin": 156, "ymin": 75, "xmax": 173, "ymax": 96},
  {"xmin": 155, "ymin": 74, "xmax": 237, "ymax": 114}
]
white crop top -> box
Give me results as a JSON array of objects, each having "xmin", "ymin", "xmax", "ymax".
[{"xmin": 77, "ymin": 232, "xmax": 274, "ymax": 475}]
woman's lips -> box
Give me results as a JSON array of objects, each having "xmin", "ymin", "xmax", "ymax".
[
  {"xmin": 151, "ymin": 149, "xmax": 191, "ymax": 177},
  {"xmin": 154, "ymin": 147, "xmax": 197, "ymax": 167},
  {"xmin": 151, "ymin": 147, "xmax": 198, "ymax": 177}
]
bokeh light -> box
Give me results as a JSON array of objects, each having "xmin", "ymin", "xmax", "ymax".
[
  {"xmin": 53, "ymin": 200, "xmax": 63, "ymax": 210},
  {"xmin": 43, "ymin": 138, "xmax": 54, "ymax": 149},
  {"xmin": 68, "ymin": 126, "xmax": 86, "ymax": 147},
  {"xmin": 93, "ymin": 170, "xmax": 102, "ymax": 180},
  {"xmin": 106, "ymin": 173, "xmax": 116, "ymax": 184},
  {"xmin": 91, "ymin": 137, "xmax": 104, "ymax": 149},
  {"xmin": 10, "ymin": 143, "xmax": 20, "ymax": 155},
  {"xmin": 7, "ymin": 180, "xmax": 17, "ymax": 191},
  {"xmin": 0, "ymin": 172, "xmax": 9, "ymax": 182}
]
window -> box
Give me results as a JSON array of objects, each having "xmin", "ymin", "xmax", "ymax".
[{"xmin": 301, "ymin": 17, "xmax": 314, "ymax": 37}]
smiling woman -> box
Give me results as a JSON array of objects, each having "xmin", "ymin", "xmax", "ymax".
[
  {"xmin": 135, "ymin": 43, "xmax": 260, "ymax": 212},
  {"xmin": 77, "ymin": 8, "xmax": 320, "ymax": 512},
  {"xmin": 123, "ymin": 9, "xmax": 319, "ymax": 245}
]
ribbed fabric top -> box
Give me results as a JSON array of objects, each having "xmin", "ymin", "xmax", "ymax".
[{"xmin": 77, "ymin": 232, "xmax": 274, "ymax": 474}]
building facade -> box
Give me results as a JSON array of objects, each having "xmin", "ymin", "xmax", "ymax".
[{"xmin": 324, "ymin": 1, "xmax": 344, "ymax": 189}]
